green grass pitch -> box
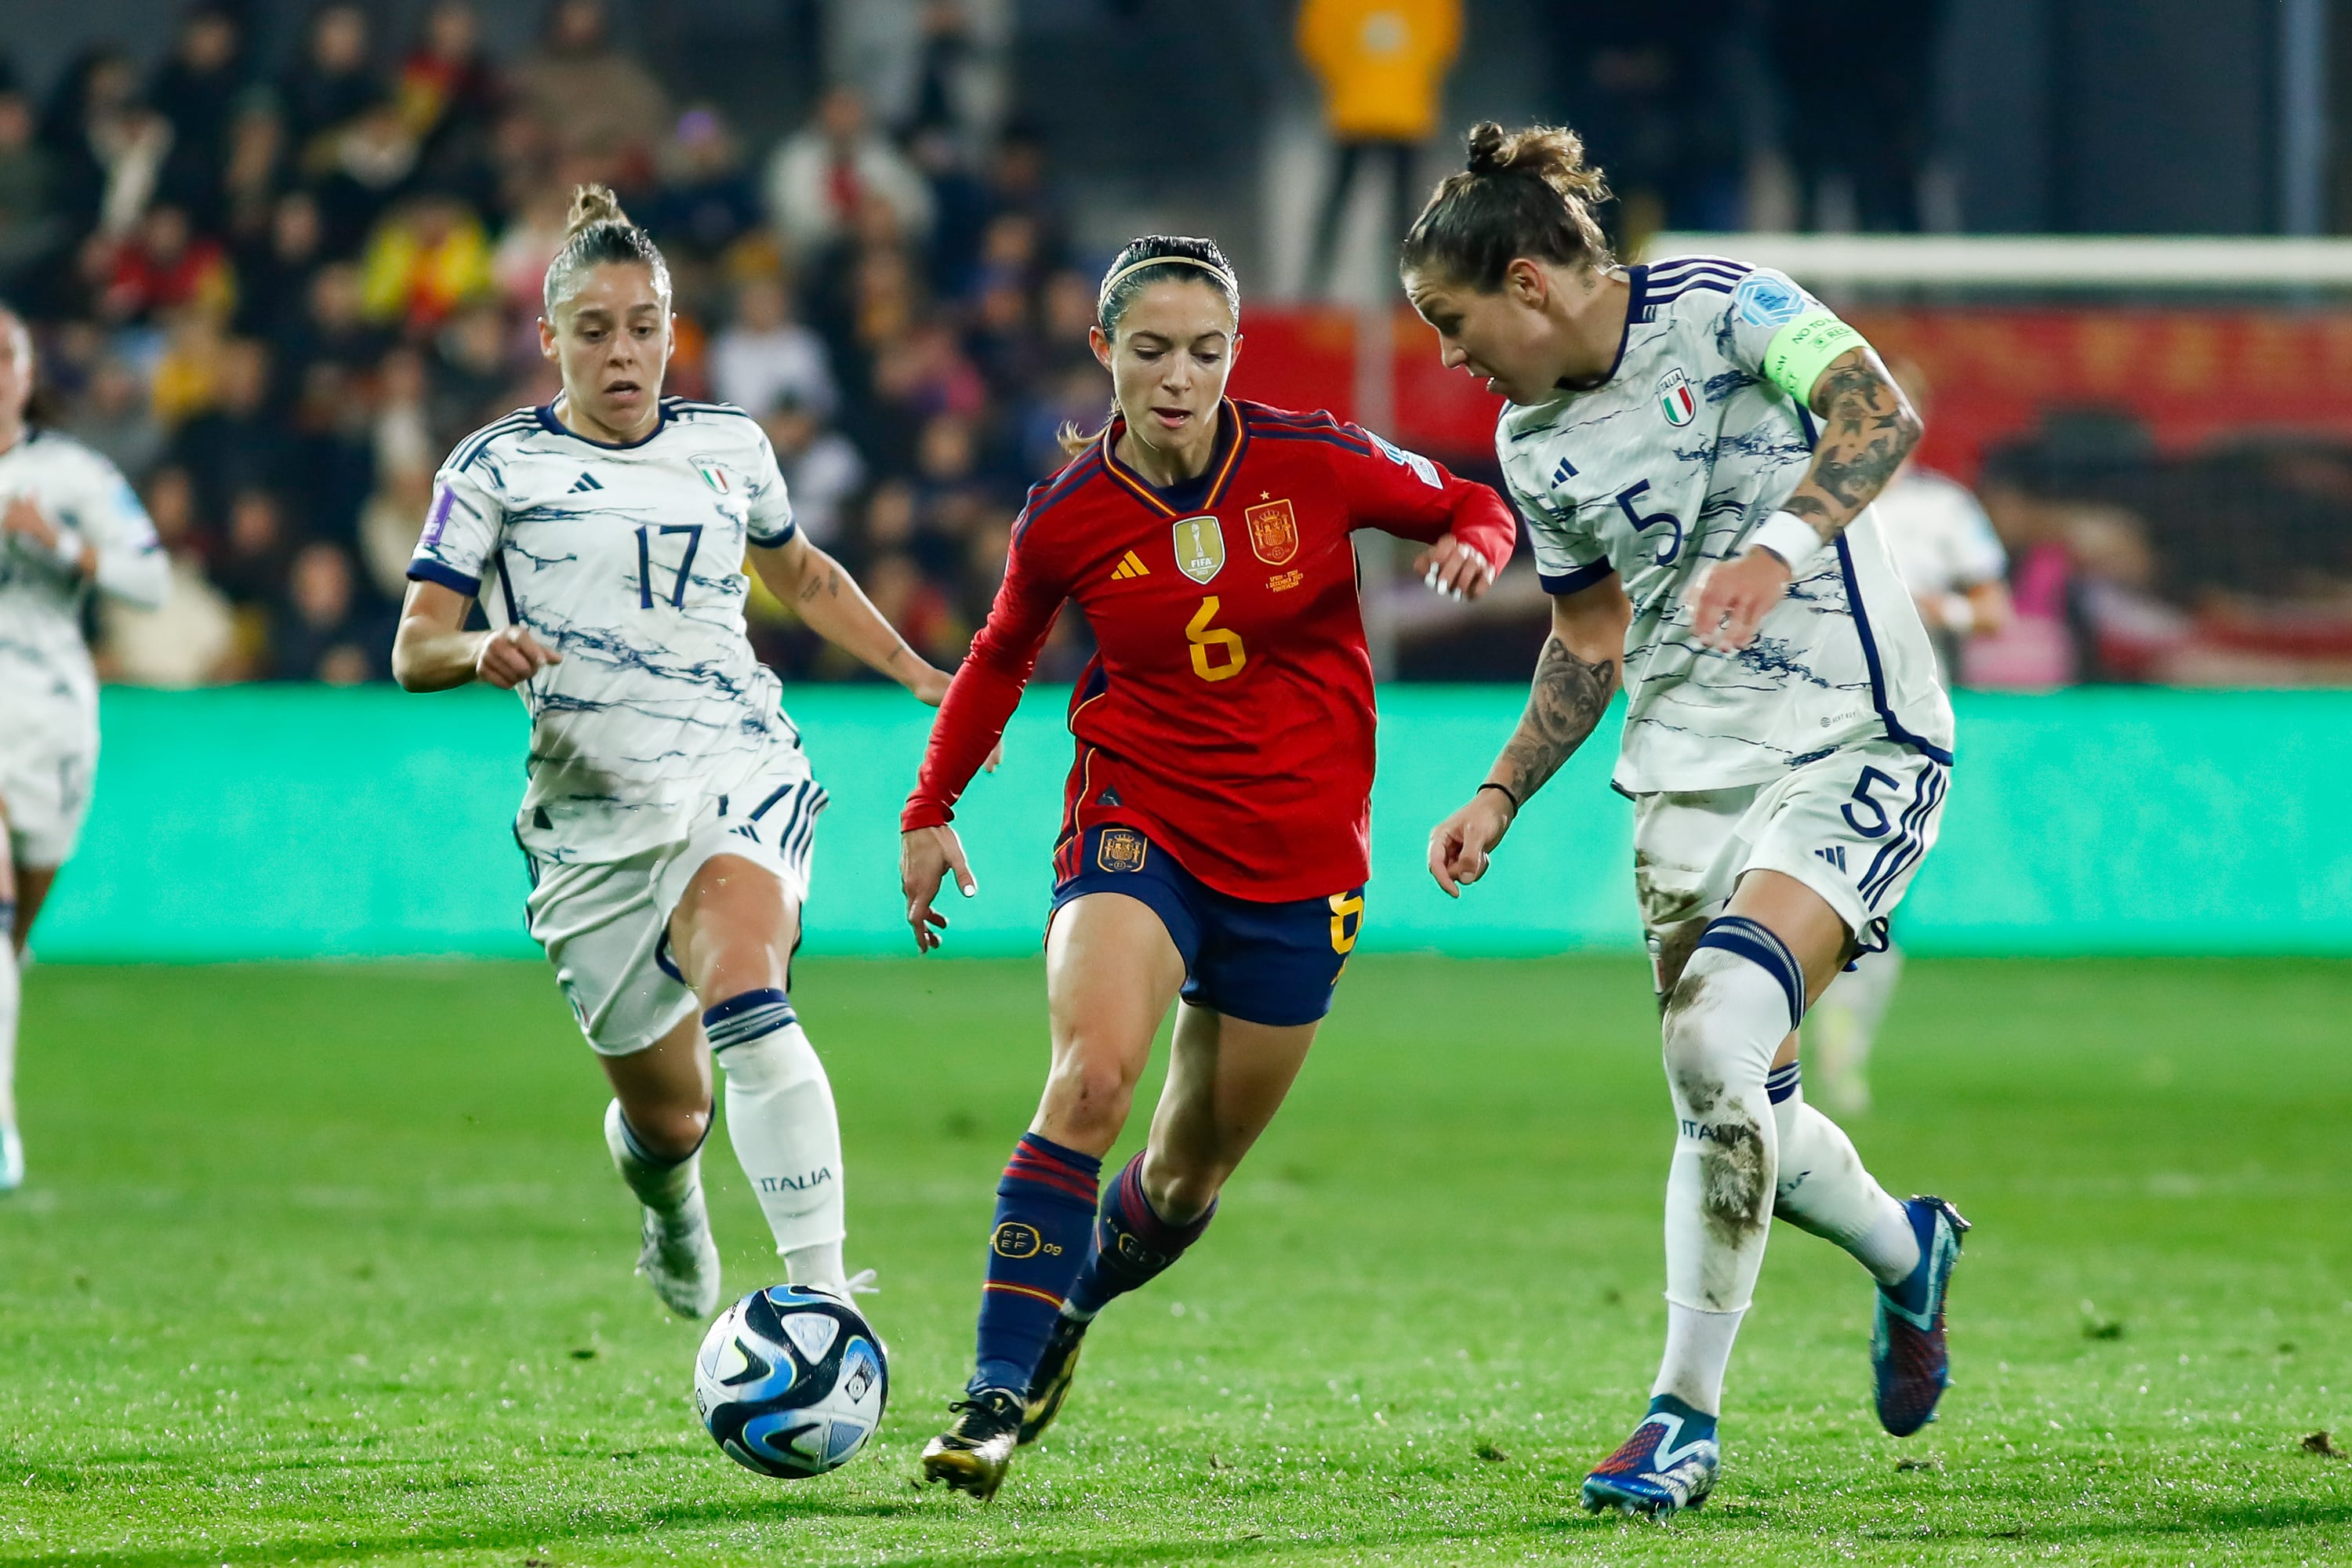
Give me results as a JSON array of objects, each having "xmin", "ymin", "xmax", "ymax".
[{"xmin": 3, "ymin": 954, "xmax": 2349, "ymax": 1566}]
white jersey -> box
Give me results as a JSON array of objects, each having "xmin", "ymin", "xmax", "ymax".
[
  {"xmin": 1874, "ymin": 466, "xmax": 2006, "ymax": 599},
  {"xmin": 1497, "ymin": 257, "xmax": 1955, "ymax": 793},
  {"xmin": 409, "ymin": 398, "xmax": 803, "ymax": 865},
  {"xmin": 0, "ymin": 428, "xmax": 166, "ymax": 721}
]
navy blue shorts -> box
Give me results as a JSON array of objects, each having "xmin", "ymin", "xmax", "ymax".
[{"xmin": 1049, "ymin": 826, "xmax": 1365, "ymax": 1028}]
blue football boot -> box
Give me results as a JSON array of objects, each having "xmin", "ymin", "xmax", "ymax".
[
  {"xmin": 1873, "ymin": 1195, "xmax": 1970, "ymax": 1437},
  {"xmin": 1580, "ymin": 1394, "xmax": 1720, "ymax": 1517}
]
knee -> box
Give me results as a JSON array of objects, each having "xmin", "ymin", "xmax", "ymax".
[
  {"xmin": 624, "ymin": 1101, "xmax": 711, "ymax": 1163},
  {"xmin": 1142, "ymin": 1157, "xmax": 1221, "ymax": 1226},
  {"xmin": 1040, "ymin": 1047, "xmax": 1140, "ymax": 1145}
]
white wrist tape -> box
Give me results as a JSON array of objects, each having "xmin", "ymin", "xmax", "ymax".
[
  {"xmin": 51, "ymin": 527, "xmax": 88, "ymax": 568},
  {"xmin": 1748, "ymin": 510, "xmax": 1824, "ymax": 575}
]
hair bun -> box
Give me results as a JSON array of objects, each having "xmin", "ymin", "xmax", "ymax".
[
  {"xmin": 564, "ymin": 183, "xmax": 631, "ymax": 239},
  {"xmin": 1465, "ymin": 122, "xmax": 1508, "ymax": 176}
]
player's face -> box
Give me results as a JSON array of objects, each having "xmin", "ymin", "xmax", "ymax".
[
  {"xmin": 1091, "ymin": 280, "xmax": 1238, "ymax": 459},
  {"xmin": 0, "ymin": 313, "xmax": 31, "ymax": 425},
  {"xmin": 1404, "ymin": 261, "xmax": 1563, "ymax": 405},
  {"xmin": 540, "ymin": 263, "xmax": 673, "ymax": 438}
]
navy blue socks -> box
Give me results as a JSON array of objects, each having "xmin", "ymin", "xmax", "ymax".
[
  {"xmin": 972, "ymin": 1132, "xmax": 1101, "ymax": 1394},
  {"xmin": 1064, "ymin": 1151, "xmax": 1216, "ymax": 1319}
]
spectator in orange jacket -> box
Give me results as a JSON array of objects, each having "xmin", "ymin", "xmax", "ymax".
[{"xmin": 1297, "ymin": 0, "xmax": 1461, "ymax": 295}]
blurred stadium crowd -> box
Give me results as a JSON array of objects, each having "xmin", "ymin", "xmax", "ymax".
[
  {"xmin": 0, "ymin": 0, "xmax": 1103, "ymax": 686},
  {"xmin": 10, "ymin": 0, "xmax": 2337, "ymax": 691}
]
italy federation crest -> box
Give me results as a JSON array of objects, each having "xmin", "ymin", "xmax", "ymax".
[
  {"xmin": 1244, "ymin": 498, "xmax": 1299, "ymax": 566},
  {"xmin": 689, "ymin": 455, "xmax": 733, "ymax": 493},
  {"xmin": 1096, "ymin": 829, "xmax": 1148, "ymax": 873},
  {"xmin": 1657, "ymin": 368, "xmax": 1697, "ymax": 427},
  {"xmin": 1172, "ymin": 514, "xmax": 1226, "ymax": 584}
]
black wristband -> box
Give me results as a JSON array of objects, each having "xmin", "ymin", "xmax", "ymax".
[{"xmin": 1478, "ymin": 780, "xmax": 1521, "ymax": 811}]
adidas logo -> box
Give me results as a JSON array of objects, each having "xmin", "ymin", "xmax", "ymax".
[
  {"xmin": 1817, "ymin": 845, "xmax": 1847, "ymax": 872},
  {"xmin": 569, "ymin": 471, "xmax": 603, "ymax": 492},
  {"xmin": 1109, "ymin": 550, "xmax": 1150, "ymax": 581},
  {"xmin": 1552, "ymin": 457, "xmax": 1578, "ymax": 485}
]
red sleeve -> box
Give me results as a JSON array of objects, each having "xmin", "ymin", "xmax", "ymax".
[
  {"xmin": 901, "ymin": 515, "xmax": 1066, "ymax": 832},
  {"xmin": 1327, "ymin": 422, "xmax": 1518, "ymax": 568}
]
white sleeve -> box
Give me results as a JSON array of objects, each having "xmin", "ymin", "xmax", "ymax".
[
  {"xmin": 744, "ymin": 427, "xmax": 797, "ymax": 549},
  {"xmin": 408, "ymin": 461, "xmax": 504, "ymax": 598},
  {"xmin": 69, "ymin": 448, "xmax": 168, "ymax": 609},
  {"xmin": 1504, "ymin": 454, "xmax": 1612, "ymax": 596}
]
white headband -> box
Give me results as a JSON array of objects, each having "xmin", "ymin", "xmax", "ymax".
[{"xmin": 1097, "ymin": 254, "xmax": 1238, "ymax": 314}]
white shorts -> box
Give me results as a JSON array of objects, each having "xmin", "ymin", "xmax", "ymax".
[
  {"xmin": 523, "ymin": 754, "xmax": 828, "ymax": 1055},
  {"xmin": 0, "ymin": 701, "xmax": 97, "ymax": 869},
  {"xmin": 1632, "ymin": 739, "xmax": 1949, "ymax": 1000}
]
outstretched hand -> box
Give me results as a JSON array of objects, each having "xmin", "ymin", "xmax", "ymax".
[
  {"xmin": 1427, "ymin": 788, "xmax": 1516, "ymax": 898},
  {"xmin": 901, "ymin": 824, "xmax": 977, "ymax": 953},
  {"xmin": 1685, "ymin": 546, "xmax": 1795, "ymax": 653},
  {"xmin": 1411, "ymin": 535, "xmax": 1496, "ymax": 603}
]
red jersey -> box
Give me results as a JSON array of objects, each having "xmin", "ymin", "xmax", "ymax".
[{"xmin": 903, "ymin": 398, "xmax": 1516, "ymax": 902}]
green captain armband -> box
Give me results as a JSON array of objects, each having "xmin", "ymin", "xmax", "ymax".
[{"xmin": 1761, "ymin": 310, "xmax": 1867, "ymax": 407}]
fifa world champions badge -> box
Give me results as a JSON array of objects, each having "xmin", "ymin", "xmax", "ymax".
[
  {"xmin": 1172, "ymin": 514, "xmax": 1226, "ymax": 583},
  {"xmin": 1244, "ymin": 498, "xmax": 1300, "ymax": 566}
]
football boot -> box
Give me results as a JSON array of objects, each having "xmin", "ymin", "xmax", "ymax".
[
  {"xmin": 1873, "ymin": 1195, "xmax": 1969, "ymax": 1436},
  {"xmin": 633, "ymin": 1187, "xmax": 722, "ymax": 1320},
  {"xmin": 1019, "ymin": 1312, "xmax": 1092, "ymax": 1445},
  {"xmin": 920, "ymin": 1387, "xmax": 1024, "ymax": 1500},
  {"xmin": 1581, "ymin": 1396, "xmax": 1719, "ymax": 1518}
]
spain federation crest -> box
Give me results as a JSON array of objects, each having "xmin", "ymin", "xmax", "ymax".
[
  {"xmin": 1656, "ymin": 368, "xmax": 1697, "ymax": 427},
  {"xmin": 1096, "ymin": 828, "xmax": 1148, "ymax": 873},
  {"xmin": 1172, "ymin": 514, "xmax": 1225, "ymax": 584},
  {"xmin": 1243, "ymin": 498, "xmax": 1299, "ymax": 566}
]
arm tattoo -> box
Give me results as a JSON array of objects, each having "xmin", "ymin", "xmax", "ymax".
[
  {"xmin": 1491, "ymin": 633, "xmax": 1620, "ymax": 806},
  {"xmin": 1784, "ymin": 351, "xmax": 1922, "ymax": 543},
  {"xmin": 797, "ymin": 564, "xmax": 842, "ymax": 604}
]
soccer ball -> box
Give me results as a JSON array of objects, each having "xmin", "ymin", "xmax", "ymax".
[{"xmin": 693, "ymin": 1283, "xmax": 887, "ymax": 1478}]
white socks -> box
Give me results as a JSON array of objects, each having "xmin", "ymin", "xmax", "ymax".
[
  {"xmin": 1653, "ymin": 1303, "xmax": 1745, "ymax": 1414},
  {"xmin": 1769, "ymin": 1063, "xmax": 1920, "ymax": 1287},
  {"xmin": 1660, "ymin": 920, "xmax": 1798, "ymax": 1319},
  {"xmin": 1650, "ymin": 919, "xmax": 1926, "ymax": 1416},
  {"xmin": 1653, "ymin": 918, "xmax": 1805, "ymax": 1414},
  {"xmin": 703, "ymin": 989, "xmax": 847, "ymax": 1291},
  {"xmin": 604, "ymin": 1096, "xmax": 704, "ymax": 1216}
]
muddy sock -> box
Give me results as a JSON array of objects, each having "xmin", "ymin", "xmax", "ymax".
[{"xmin": 1659, "ymin": 918, "xmax": 1798, "ymax": 1341}]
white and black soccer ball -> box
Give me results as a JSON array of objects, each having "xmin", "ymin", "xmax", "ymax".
[{"xmin": 693, "ymin": 1283, "xmax": 887, "ymax": 1479}]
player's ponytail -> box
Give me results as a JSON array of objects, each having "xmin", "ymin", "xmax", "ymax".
[
  {"xmin": 542, "ymin": 182, "xmax": 673, "ymax": 315},
  {"xmin": 1056, "ymin": 234, "xmax": 1242, "ymax": 456},
  {"xmin": 1399, "ymin": 122, "xmax": 1613, "ymax": 292}
]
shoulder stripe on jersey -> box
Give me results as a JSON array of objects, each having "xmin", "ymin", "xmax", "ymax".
[
  {"xmin": 452, "ymin": 411, "xmax": 539, "ymax": 472},
  {"xmin": 666, "ymin": 399, "xmax": 758, "ymax": 420},
  {"xmin": 1247, "ymin": 428, "xmax": 1378, "ymax": 457},
  {"xmin": 1648, "ymin": 278, "xmax": 1742, "ymax": 305},
  {"xmin": 1240, "ymin": 409, "xmax": 1375, "ymax": 453},
  {"xmin": 1010, "ymin": 450, "xmax": 1106, "ymax": 545},
  {"xmin": 1646, "ymin": 254, "xmax": 1753, "ymax": 278}
]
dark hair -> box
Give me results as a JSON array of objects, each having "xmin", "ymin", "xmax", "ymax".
[
  {"xmin": 1057, "ymin": 235, "xmax": 1241, "ymax": 454},
  {"xmin": 542, "ymin": 183, "xmax": 671, "ymax": 314},
  {"xmin": 1095, "ymin": 234, "xmax": 1239, "ymax": 336},
  {"xmin": 1399, "ymin": 122, "xmax": 1612, "ymax": 292}
]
